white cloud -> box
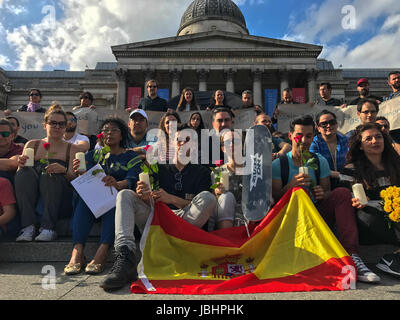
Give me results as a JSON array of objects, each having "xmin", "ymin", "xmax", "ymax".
[
  {"xmin": 6, "ymin": 0, "xmax": 194, "ymax": 71},
  {"xmin": 284, "ymin": 0, "xmax": 400, "ymax": 67},
  {"xmin": 321, "ymin": 14, "xmax": 400, "ymax": 68},
  {"xmin": 0, "ymin": 54, "xmax": 10, "ymax": 68}
]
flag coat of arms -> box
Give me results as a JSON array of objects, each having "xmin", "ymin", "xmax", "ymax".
[{"xmin": 131, "ymin": 187, "xmax": 355, "ymax": 295}]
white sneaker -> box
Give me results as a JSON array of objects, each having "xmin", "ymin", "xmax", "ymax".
[
  {"xmin": 351, "ymin": 254, "xmax": 381, "ymax": 283},
  {"xmin": 35, "ymin": 229, "xmax": 57, "ymax": 242},
  {"xmin": 16, "ymin": 225, "xmax": 35, "ymax": 242}
]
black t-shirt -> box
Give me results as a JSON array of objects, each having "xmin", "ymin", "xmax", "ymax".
[
  {"xmin": 157, "ymin": 163, "xmax": 212, "ymax": 210},
  {"xmin": 138, "ymin": 96, "xmax": 168, "ymax": 112},
  {"xmin": 318, "ymin": 97, "xmax": 342, "ymax": 106},
  {"xmin": 14, "ymin": 135, "xmax": 28, "ymax": 145},
  {"xmin": 349, "ymin": 95, "xmax": 382, "ymax": 106}
]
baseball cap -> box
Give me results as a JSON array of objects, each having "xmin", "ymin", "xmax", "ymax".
[
  {"xmin": 357, "ymin": 78, "xmax": 369, "ymax": 86},
  {"xmin": 129, "ymin": 108, "xmax": 148, "ymax": 120}
]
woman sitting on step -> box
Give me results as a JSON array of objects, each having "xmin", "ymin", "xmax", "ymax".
[
  {"xmin": 64, "ymin": 117, "xmax": 142, "ymax": 276},
  {"xmin": 15, "ymin": 104, "xmax": 79, "ymax": 242}
]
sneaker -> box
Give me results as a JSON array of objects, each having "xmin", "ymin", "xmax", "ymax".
[
  {"xmin": 351, "ymin": 254, "xmax": 381, "ymax": 283},
  {"xmin": 376, "ymin": 252, "xmax": 400, "ymax": 276},
  {"xmin": 100, "ymin": 245, "xmax": 138, "ymax": 291},
  {"xmin": 16, "ymin": 225, "xmax": 35, "ymax": 242},
  {"xmin": 34, "ymin": 228, "xmax": 57, "ymax": 242}
]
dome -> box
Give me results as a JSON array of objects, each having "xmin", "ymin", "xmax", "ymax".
[{"xmin": 177, "ymin": 0, "xmax": 249, "ymax": 36}]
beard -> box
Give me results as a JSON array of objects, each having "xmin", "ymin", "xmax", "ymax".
[
  {"xmin": 66, "ymin": 126, "xmax": 76, "ymax": 133},
  {"xmin": 393, "ymin": 83, "xmax": 400, "ymax": 90},
  {"xmin": 360, "ymin": 88, "xmax": 369, "ymax": 96}
]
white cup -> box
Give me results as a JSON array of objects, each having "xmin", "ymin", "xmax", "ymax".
[
  {"xmin": 299, "ymin": 166, "xmax": 309, "ymax": 175},
  {"xmin": 352, "ymin": 183, "xmax": 368, "ymax": 206},
  {"xmin": 220, "ymin": 171, "xmax": 230, "ymax": 190},
  {"xmin": 24, "ymin": 148, "xmax": 34, "ymax": 167},
  {"xmin": 139, "ymin": 172, "xmax": 152, "ymax": 192},
  {"xmin": 75, "ymin": 152, "xmax": 86, "ymax": 172}
]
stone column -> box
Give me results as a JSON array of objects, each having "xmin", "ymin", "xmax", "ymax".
[
  {"xmin": 198, "ymin": 70, "xmax": 209, "ymax": 92},
  {"xmin": 252, "ymin": 70, "xmax": 263, "ymax": 106},
  {"xmin": 279, "ymin": 69, "xmax": 289, "ymax": 95},
  {"xmin": 307, "ymin": 69, "xmax": 318, "ymax": 103},
  {"xmin": 225, "ymin": 69, "xmax": 236, "ymax": 93},
  {"xmin": 144, "ymin": 69, "xmax": 155, "ymax": 97},
  {"xmin": 170, "ymin": 70, "xmax": 181, "ymax": 97},
  {"xmin": 115, "ymin": 68, "xmax": 128, "ymax": 110}
]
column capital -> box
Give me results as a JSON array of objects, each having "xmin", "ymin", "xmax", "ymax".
[
  {"xmin": 197, "ymin": 69, "xmax": 209, "ymax": 81},
  {"xmin": 169, "ymin": 69, "xmax": 182, "ymax": 82},
  {"xmin": 306, "ymin": 68, "xmax": 318, "ymax": 80},
  {"xmin": 115, "ymin": 68, "xmax": 128, "ymax": 81},
  {"xmin": 252, "ymin": 69, "xmax": 263, "ymax": 81}
]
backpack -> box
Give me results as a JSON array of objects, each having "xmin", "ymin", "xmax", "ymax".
[{"xmin": 279, "ymin": 153, "xmax": 320, "ymax": 186}]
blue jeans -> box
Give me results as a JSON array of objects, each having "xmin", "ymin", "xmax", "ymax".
[{"xmin": 71, "ymin": 195, "xmax": 115, "ymax": 246}]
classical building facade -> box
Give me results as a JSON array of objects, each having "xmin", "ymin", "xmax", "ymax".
[{"xmin": 0, "ymin": 0, "xmax": 397, "ymax": 111}]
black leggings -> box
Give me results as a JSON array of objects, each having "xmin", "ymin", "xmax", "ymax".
[{"xmin": 356, "ymin": 207, "xmax": 400, "ymax": 246}]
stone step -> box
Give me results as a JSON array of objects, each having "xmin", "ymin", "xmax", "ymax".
[{"xmin": 0, "ymin": 238, "xmax": 105, "ymax": 263}]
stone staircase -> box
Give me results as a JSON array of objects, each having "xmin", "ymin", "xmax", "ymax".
[{"xmin": 0, "ymin": 218, "xmax": 108, "ymax": 263}]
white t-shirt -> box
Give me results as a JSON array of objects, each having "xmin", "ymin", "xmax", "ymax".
[{"xmin": 66, "ymin": 133, "xmax": 90, "ymax": 145}]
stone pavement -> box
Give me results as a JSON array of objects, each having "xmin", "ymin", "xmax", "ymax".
[{"xmin": 1, "ymin": 245, "xmax": 400, "ymax": 301}]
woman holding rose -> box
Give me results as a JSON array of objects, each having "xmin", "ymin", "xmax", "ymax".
[
  {"xmin": 15, "ymin": 104, "xmax": 79, "ymax": 242},
  {"xmin": 65, "ymin": 117, "xmax": 142, "ymax": 276}
]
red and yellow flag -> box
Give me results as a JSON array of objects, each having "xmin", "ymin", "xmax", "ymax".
[{"xmin": 131, "ymin": 187, "xmax": 355, "ymax": 295}]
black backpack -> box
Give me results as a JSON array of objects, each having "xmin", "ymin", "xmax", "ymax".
[{"xmin": 279, "ymin": 153, "xmax": 320, "ymax": 186}]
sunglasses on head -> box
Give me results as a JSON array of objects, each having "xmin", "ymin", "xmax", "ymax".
[
  {"xmin": 318, "ymin": 119, "xmax": 337, "ymax": 128},
  {"xmin": 0, "ymin": 131, "xmax": 11, "ymax": 138}
]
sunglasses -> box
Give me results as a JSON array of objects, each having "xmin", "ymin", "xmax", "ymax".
[
  {"xmin": 147, "ymin": 86, "xmax": 157, "ymax": 89},
  {"xmin": 0, "ymin": 131, "xmax": 11, "ymax": 138},
  {"xmin": 81, "ymin": 96, "xmax": 91, "ymax": 100},
  {"xmin": 174, "ymin": 172, "xmax": 183, "ymax": 191},
  {"xmin": 377, "ymin": 124, "xmax": 389, "ymax": 130},
  {"xmin": 29, "ymin": 93, "xmax": 40, "ymax": 97},
  {"xmin": 318, "ymin": 119, "xmax": 337, "ymax": 128},
  {"xmin": 47, "ymin": 120, "xmax": 67, "ymax": 128}
]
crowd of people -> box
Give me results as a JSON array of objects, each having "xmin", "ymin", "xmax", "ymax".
[{"xmin": 0, "ymin": 70, "xmax": 400, "ymax": 292}]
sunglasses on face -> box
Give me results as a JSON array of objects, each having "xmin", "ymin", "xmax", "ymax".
[
  {"xmin": 377, "ymin": 123, "xmax": 389, "ymax": 130},
  {"xmin": 147, "ymin": 86, "xmax": 157, "ymax": 89},
  {"xmin": 318, "ymin": 119, "xmax": 337, "ymax": 128},
  {"xmin": 47, "ymin": 121, "xmax": 67, "ymax": 128},
  {"xmin": 29, "ymin": 93, "xmax": 40, "ymax": 97},
  {"xmin": 81, "ymin": 96, "xmax": 91, "ymax": 100},
  {"xmin": 0, "ymin": 131, "xmax": 11, "ymax": 138}
]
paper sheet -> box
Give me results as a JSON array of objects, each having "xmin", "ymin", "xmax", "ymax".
[{"xmin": 71, "ymin": 164, "xmax": 118, "ymax": 218}]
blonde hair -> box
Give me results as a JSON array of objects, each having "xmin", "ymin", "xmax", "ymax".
[{"xmin": 44, "ymin": 102, "xmax": 67, "ymax": 123}]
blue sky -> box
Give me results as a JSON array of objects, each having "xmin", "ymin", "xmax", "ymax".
[{"xmin": 0, "ymin": 0, "xmax": 399, "ymax": 71}]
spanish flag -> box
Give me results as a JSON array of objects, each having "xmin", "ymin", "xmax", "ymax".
[{"xmin": 131, "ymin": 187, "xmax": 355, "ymax": 295}]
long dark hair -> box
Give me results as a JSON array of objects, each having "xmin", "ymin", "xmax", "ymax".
[
  {"xmin": 187, "ymin": 112, "xmax": 205, "ymax": 132},
  {"xmin": 99, "ymin": 117, "xmax": 129, "ymax": 148},
  {"xmin": 177, "ymin": 87, "xmax": 198, "ymax": 112},
  {"xmin": 346, "ymin": 123, "xmax": 400, "ymax": 188}
]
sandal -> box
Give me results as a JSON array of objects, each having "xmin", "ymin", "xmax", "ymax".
[
  {"xmin": 85, "ymin": 262, "xmax": 105, "ymax": 275},
  {"xmin": 64, "ymin": 262, "xmax": 85, "ymax": 275},
  {"xmin": 64, "ymin": 256, "xmax": 86, "ymax": 275}
]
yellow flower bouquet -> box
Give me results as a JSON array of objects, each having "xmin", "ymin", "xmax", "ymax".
[{"xmin": 380, "ymin": 186, "xmax": 400, "ymax": 226}]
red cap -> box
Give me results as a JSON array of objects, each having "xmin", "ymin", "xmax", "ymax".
[{"xmin": 357, "ymin": 78, "xmax": 369, "ymax": 86}]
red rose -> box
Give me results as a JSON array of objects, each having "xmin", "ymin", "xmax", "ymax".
[
  {"xmin": 215, "ymin": 160, "xmax": 223, "ymax": 167},
  {"xmin": 293, "ymin": 134, "xmax": 303, "ymax": 144},
  {"xmin": 43, "ymin": 142, "xmax": 51, "ymax": 150},
  {"xmin": 96, "ymin": 133, "xmax": 104, "ymax": 140},
  {"xmin": 144, "ymin": 145, "xmax": 151, "ymax": 152}
]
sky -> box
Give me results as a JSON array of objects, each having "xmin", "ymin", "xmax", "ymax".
[{"xmin": 0, "ymin": 0, "xmax": 399, "ymax": 71}]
